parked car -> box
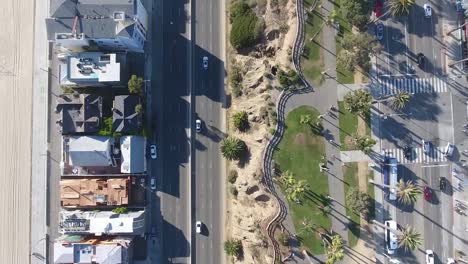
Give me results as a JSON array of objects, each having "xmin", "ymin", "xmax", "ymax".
[
  {"xmin": 425, "ymin": 249, "xmax": 434, "ymax": 264},
  {"xmin": 196, "ymin": 221, "xmax": 202, "ymax": 234},
  {"xmin": 150, "ymin": 144, "xmax": 157, "ymax": 159},
  {"xmin": 424, "ymin": 4, "xmax": 432, "ymax": 18},
  {"xmin": 202, "ymin": 56, "xmax": 208, "ymax": 70},
  {"xmin": 196, "ymin": 119, "xmax": 202, "ymax": 133},
  {"xmin": 150, "ymin": 178, "xmax": 156, "ymax": 191},
  {"xmin": 376, "ymin": 23, "xmax": 384, "ymax": 40},
  {"xmin": 374, "ymin": 0, "xmax": 383, "ymax": 17},
  {"xmin": 385, "ymin": 220, "xmax": 398, "ymax": 254},
  {"xmin": 444, "ymin": 143, "xmax": 455, "ymax": 157},
  {"xmin": 424, "ymin": 186, "xmax": 432, "ymax": 202},
  {"xmin": 422, "ymin": 139, "xmax": 431, "ymax": 155},
  {"xmin": 417, "ymin": 53, "xmax": 425, "ymax": 68},
  {"xmin": 439, "ymin": 177, "xmax": 447, "ymax": 191},
  {"xmin": 447, "ymin": 257, "xmax": 456, "ymax": 264}
]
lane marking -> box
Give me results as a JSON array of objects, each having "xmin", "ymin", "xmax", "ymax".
[{"xmin": 421, "ymin": 164, "xmax": 449, "ymax": 168}]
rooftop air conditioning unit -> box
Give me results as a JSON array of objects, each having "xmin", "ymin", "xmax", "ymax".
[{"xmin": 113, "ymin": 12, "xmax": 125, "ymax": 21}]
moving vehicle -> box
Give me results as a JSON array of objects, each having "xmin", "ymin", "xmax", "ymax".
[
  {"xmin": 150, "ymin": 178, "xmax": 156, "ymax": 191},
  {"xmin": 422, "ymin": 139, "xmax": 431, "ymax": 155},
  {"xmin": 385, "ymin": 220, "xmax": 398, "ymax": 254},
  {"xmin": 439, "ymin": 177, "xmax": 447, "ymax": 191},
  {"xmin": 196, "ymin": 119, "xmax": 202, "ymax": 133},
  {"xmin": 384, "ymin": 157, "xmax": 398, "ymax": 201},
  {"xmin": 456, "ymin": 0, "xmax": 463, "ymax": 12},
  {"xmin": 202, "ymin": 56, "xmax": 208, "ymax": 70},
  {"xmin": 444, "ymin": 143, "xmax": 455, "ymax": 157},
  {"xmin": 417, "ymin": 53, "xmax": 425, "ymax": 68},
  {"xmin": 425, "ymin": 249, "xmax": 434, "ymax": 264},
  {"xmin": 403, "ymin": 145, "xmax": 413, "ymax": 159},
  {"xmin": 376, "ymin": 23, "xmax": 384, "ymax": 40},
  {"xmin": 424, "ymin": 4, "xmax": 432, "ymax": 18},
  {"xmin": 374, "ymin": 0, "xmax": 383, "ymax": 17},
  {"xmin": 150, "ymin": 144, "xmax": 157, "ymax": 159},
  {"xmin": 196, "ymin": 221, "xmax": 202, "ymax": 234},
  {"xmin": 424, "ymin": 186, "xmax": 432, "ymax": 202}
]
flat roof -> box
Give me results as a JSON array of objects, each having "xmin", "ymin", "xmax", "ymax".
[
  {"xmin": 60, "ymin": 178, "xmax": 129, "ymax": 207},
  {"xmin": 68, "ymin": 53, "xmax": 121, "ymax": 83}
]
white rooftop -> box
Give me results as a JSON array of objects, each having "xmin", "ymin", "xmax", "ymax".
[{"xmin": 68, "ymin": 52, "xmax": 121, "ymax": 82}]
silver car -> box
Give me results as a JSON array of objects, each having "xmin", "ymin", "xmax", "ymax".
[
  {"xmin": 376, "ymin": 23, "xmax": 384, "ymax": 40},
  {"xmin": 424, "ymin": 4, "xmax": 432, "ymax": 18}
]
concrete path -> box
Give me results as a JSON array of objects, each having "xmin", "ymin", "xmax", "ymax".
[{"xmin": 340, "ymin": 151, "xmax": 373, "ymax": 163}]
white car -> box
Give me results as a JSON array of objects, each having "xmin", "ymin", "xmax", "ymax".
[
  {"xmin": 447, "ymin": 258, "xmax": 456, "ymax": 264},
  {"xmin": 202, "ymin": 56, "xmax": 208, "ymax": 70},
  {"xmin": 444, "ymin": 143, "xmax": 455, "ymax": 157},
  {"xmin": 425, "ymin": 250, "xmax": 434, "ymax": 264},
  {"xmin": 422, "ymin": 140, "xmax": 431, "ymax": 155},
  {"xmin": 150, "ymin": 144, "xmax": 157, "ymax": 159},
  {"xmin": 150, "ymin": 178, "xmax": 156, "ymax": 191},
  {"xmin": 196, "ymin": 221, "xmax": 202, "ymax": 234},
  {"xmin": 195, "ymin": 119, "xmax": 202, "ymax": 133},
  {"xmin": 424, "ymin": 4, "xmax": 432, "ymax": 18},
  {"xmin": 385, "ymin": 220, "xmax": 398, "ymax": 254}
]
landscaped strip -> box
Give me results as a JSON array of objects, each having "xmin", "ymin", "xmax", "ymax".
[
  {"xmin": 343, "ymin": 163, "xmax": 360, "ymax": 248},
  {"xmin": 301, "ymin": 0, "xmax": 325, "ymax": 86},
  {"xmin": 338, "ymin": 101, "xmax": 358, "ymax": 151},
  {"xmin": 273, "ymin": 106, "xmax": 331, "ymax": 254},
  {"xmin": 334, "ymin": 0, "xmax": 355, "ymax": 84}
]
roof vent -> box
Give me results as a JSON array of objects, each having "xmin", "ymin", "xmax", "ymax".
[{"xmin": 113, "ymin": 12, "xmax": 125, "ymax": 21}]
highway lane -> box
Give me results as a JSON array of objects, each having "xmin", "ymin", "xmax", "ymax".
[
  {"xmin": 156, "ymin": 0, "xmax": 193, "ymax": 263},
  {"xmin": 193, "ymin": 0, "xmax": 225, "ymax": 263}
]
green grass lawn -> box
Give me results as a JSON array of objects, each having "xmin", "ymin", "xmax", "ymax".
[
  {"xmin": 273, "ymin": 106, "xmax": 331, "ymax": 254},
  {"xmin": 301, "ymin": 0, "xmax": 324, "ymax": 86},
  {"xmin": 343, "ymin": 163, "xmax": 360, "ymax": 248},
  {"xmin": 334, "ymin": 0, "xmax": 355, "ymax": 84},
  {"xmin": 338, "ymin": 101, "xmax": 358, "ymax": 151}
]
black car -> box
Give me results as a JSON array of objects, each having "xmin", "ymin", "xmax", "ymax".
[
  {"xmin": 417, "ymin": 53, "xmax": 425, "ymax": 68},
  {"xmin": 403, "ymin": 145, "xmax": 413, "ymax": 159},
  {"xmin": 439, "ymin": 177, "xmax": 447, "ymax": 190}
]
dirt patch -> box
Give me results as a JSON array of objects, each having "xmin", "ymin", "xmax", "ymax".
[
  {"xmin": 344, "ymin": 135, "xmax": 356, "ymax": 149},
  {"xmin": 294, "ymin": 133, "xmax": 307, "ymax": 145},
  {"xmin": 357, "ymin": 162, "xmax": 368, "ymax": 192},
  {"xmin": 357, "ymin": 115, "xmax": 367, "ymax": 137}
]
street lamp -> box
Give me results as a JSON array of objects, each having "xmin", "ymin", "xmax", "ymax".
[{"xmin": 380, "ymin": 112, "xmax": 412, "ymax": 119}]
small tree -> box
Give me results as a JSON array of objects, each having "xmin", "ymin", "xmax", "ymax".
[
  {"xmin": 278, "ymin": 232, "xmax": 289, "ymax": 246},
  {"xmin": 300, "ymin": 218, "xmax": 316, "ymax": 236},
  {"xmin": 341, "ymin": 0, "xmax": 371, "ymax": 28},
  {"xmin": 299, "ymin": 114, "xmax": 312, "ymax": 126},
  {"xmin": 354, "ymin": 135, "xmax": 377, "ymax": 154},
  {"xmin": 128, "ymin": 75, "xmax": 144, "ymax": 94},
  {"xmin": 389, "ymin": 0, "xmax": 415, "ymax": 16},
  {"xmin": 337, "ymin": 32, "xmax": 382, "ymax": 72},
  {"xmin": 112, "ymin": 207, "xmax": 128, "ymax": 214},
  {"xmin": 391, "ymin": 92, "xmax": 411, "ymax": 110},
  {"xmin": 346, "ymin": 187, "xmax": 372, "ymax": 217},
  {"xmin": 398, "ymin": 225, "xmax": 422, "ymax": 250},
  {"xmin": 228, "ymin": 170, "xmax": 238, "ymax": 184},
  {"xmin": 221, "ymin": 137, "xmax": 247, "ymax": 160},
  {"xmin": 224, "ymin": 239, "xmax": 242, "ymax": 257},
  {"xmin": 232, "ymin": 111, "xmax": 249, "ymax": 131},
  {"xmin": 326, "ymin": 235, "xmax": 345, "ymax": 264},
  {"xmin": 135, "ymin": 104, "xmax": 143, "ymax": 114},
  {"xmin": 344, "ymin": 89, "xmax": 373, "ymax": 116},
  {"xmin": 396, "ymin": 179, "xmax": 422, "ymax": 206}
]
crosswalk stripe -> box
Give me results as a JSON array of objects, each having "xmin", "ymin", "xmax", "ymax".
[
  {"xmin": 379, "ymin": 77, "xmax": 448, "ymax": 95},
  {"xmin": 383, "ymin": 147, "xmax": 447, "ymax": 164}
]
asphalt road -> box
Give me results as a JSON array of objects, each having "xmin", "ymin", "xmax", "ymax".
[
  {"xmin": 375, "ymin": 1, "xmax": 458, "ymax": 263},
  {"xmin": 155, "ymin": 0, "xmax": 225, "ymax": 263},
  {"xmin": 156, "ymin": 0, "xmax": 192, "ymax": 262},
  {"xmin": 192, "ymin": 0, "xmax": 225, "ymax": 263}
]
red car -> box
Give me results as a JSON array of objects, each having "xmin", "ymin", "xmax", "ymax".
[
  {"xmin": 374, "ymin": 1, "xmax": 383, "ymax": 18},
  {"xmin": 424, "ymin": 186, "xmax": 432, "ymax": 201}
]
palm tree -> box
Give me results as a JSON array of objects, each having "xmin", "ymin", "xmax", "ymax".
[
  {"xmin": 326, "ymin": 235, "xmax": 345, "ymax": 264},
  {"xmin": 280, "ymin": 170, "xmax": 296, "ymax": 188},
  {"xmin": 389, "ymin": 0, "xmax": 415, "ymax": 16},
  {"xmin": 299, "ymin": 114, "xmax": 312, "ymax": 126},
  {"xmin": 398, "ymin": 225, "xmax": 423, "ymax": 250},
  {"xmin": 286, "ymin": 180, "xmax": 308, "ymax": 203},
  {"xmin": 300, "ymin": 218, "xmax": 316, "ymax": 236},
  {"xmin": 391, "ymin": 92, "xmax": 411, "ymax": 110},
  {"xmin": 396, "ymin": 179, "xmax": 422, "ymax": 206},
  {"xmin": 220, "ymin": 137, "xmax": 246, "ymax": 161}
]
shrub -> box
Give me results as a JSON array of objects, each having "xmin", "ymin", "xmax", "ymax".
[
  {"xmin": 224, "ymin": 239, "xmax": 243, "ymax": 257},
  {"xmin": 232, "ymin": 111, "xmax": 249, "ymax": 131},
  {"xmin": 278, "ymin": 232, "xmax": 289, "ymax": 246},
  {"xmin": 228, "ymin": 170, "xmax": 238, "ymax": 184},
  {"xmin": 230, "ymin": 185, "xmax": 239, "ymax": 197},
  {"xmin": 269, "ymin": 128, "xmax": 276, "ymax": 135},
  {"xmin": 221, "ymin": 137, "xmax": 247, "ymax": 160},
  {"xmin": 128, "ymin": 75, "xmax": 144, "ymax": 94},
  {"xmin": 230, "ymin": 5, "xmax": 259, "ymax": 49},
  {"xmin": 112, "ymin": 207, "xmax": 128, "ymax": 214}
]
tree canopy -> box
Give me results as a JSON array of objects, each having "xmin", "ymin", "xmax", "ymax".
[
  {"xmin": 341, "ymin": 0, "xmax": 371, "ymax": 28},
  {"xmin": 230, "ymin": 2, "xmax": 260, "ymax": 50},
  {"xmin": 344, "ymin": 89, "xmax": 373, "ymax": 116},
  {"xmin": 337, "ymin": 32, "xmax": 382, "ymax": 72}
]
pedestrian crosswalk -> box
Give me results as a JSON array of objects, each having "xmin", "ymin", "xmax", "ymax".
[
  {"xmin": 379, "ymin": 77, "xmax": 448, "ymax": 96},
  {"xmin": 383, "ymin": 146, "xmax": 447, "ymax": 164}
]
